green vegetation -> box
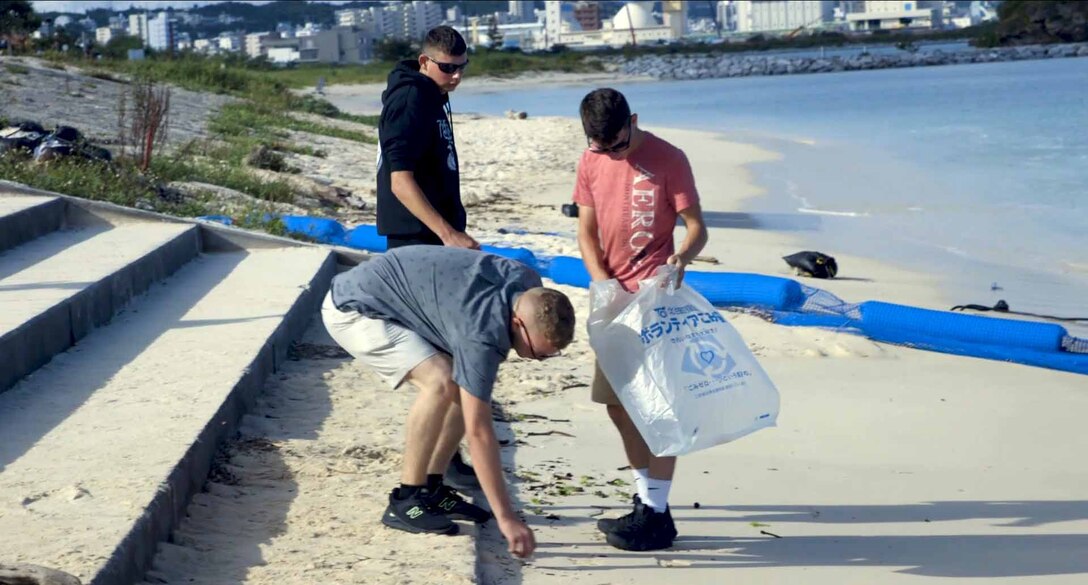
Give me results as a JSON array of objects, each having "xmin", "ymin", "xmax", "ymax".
[
  {"xmin": 4, "ymin": 64, "xmax": 30, "ymax": 75},
  {"xmin": 973, "ymin": 0, "xmax": 1088, "ymax": 47},
  {"xmin": 0, "ymin": 154, "xmax": 207, "ymax": 215}
]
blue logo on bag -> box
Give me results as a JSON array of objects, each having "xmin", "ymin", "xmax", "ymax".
[{"xmin": 681, "ymin": 338, "xmax": 736, "ymax": 378}]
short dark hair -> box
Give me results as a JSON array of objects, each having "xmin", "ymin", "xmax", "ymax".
[
  {"xmin": 532, "ymin": 288, "xmax": 576, "ymax": 350},
  {"xmin": 423, "ymin": 26, "xmax": 467, "ymax": 56},
  {"xmin": 579, "ymin": 88, "xmax": 631, "ymax": 145}
]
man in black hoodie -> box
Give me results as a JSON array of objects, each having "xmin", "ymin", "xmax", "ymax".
[{"xmin": 377, "ymin": 25, "xmax": 478, "ymax": 250}]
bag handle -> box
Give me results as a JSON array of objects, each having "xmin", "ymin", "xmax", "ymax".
[{"xmin": 640, "ymin": 264, "xmax": 680, "ymax": 294}]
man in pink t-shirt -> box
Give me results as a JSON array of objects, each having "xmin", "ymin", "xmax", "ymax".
[{"xmin": 573, "ymin": 88, "xmax": 708, "ymax": 551}]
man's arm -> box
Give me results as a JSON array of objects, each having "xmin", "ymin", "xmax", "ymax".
[
  {"xmin": 668, "ymin": 203, "xmax": 709, "ymax": 286},
  {"xmin": 390, "ymin": 171, "xmax": 479, "ymax": 249},
  {"xmin": 460, "ymin": 389, "xmax": 536, "ymax": 558},
  {"xmin": 576, "ymin": 205, "xmax": 612, "ymax": 282}
]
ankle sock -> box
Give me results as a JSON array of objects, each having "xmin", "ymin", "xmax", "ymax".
[
  {"xmin": 426, "ymin": 474, "xmax": 443, "ymax": 489},
  {"xmin": 644, "ymin": 478, "xmax": 672, "ymax": 513},
  {"xmin": 631, "ymin": 468, "xmax": 649, "ymax": 501},
  {"xmin": 397, "ymin": 484, "xmax": 425, "ymax": 499}
]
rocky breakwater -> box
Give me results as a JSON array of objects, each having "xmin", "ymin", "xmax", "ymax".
[{"xmin": 611, "ymin": 42, "xmax": 1088, "ymax": 81}]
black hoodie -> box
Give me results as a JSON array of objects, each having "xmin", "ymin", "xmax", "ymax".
[{"xmin": 376, "ymin": 59, "xmax": 464, "ymax": 239}]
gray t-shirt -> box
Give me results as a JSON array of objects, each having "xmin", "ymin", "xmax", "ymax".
[{"xmin": 330, "ymin": 246, "xmax": 542, "ymax": 402}]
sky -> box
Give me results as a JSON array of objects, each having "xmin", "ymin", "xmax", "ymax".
[{"xmin": 31, "ymin": 1, "xmax": 354, "ymax": 15}]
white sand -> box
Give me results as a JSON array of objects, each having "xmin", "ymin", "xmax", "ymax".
[{"xmin": 144, "ymin": 86, "xmax": 1088, "ymax": 585}]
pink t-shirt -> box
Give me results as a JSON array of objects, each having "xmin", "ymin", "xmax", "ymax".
[{"xmin": 573, "ymin": 132, "xmax": 699, "ymax": 292}]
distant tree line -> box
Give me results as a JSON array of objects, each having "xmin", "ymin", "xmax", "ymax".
[{"xmin": 979, "ymin": 0, "xmax": 1088, "ymax": 46}]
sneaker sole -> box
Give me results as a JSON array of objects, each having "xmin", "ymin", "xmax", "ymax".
[
  {"xmin": 605, "ymin": 532, "xmax": 674, "ymax": 552},
  {"xmin": 382, "ymin": 512, "xmax": 460, "ymax": 535}
]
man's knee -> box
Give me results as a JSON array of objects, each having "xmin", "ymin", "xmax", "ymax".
[
  {"xmin": 406, "ymin": 355, "xmax": 459, "ymax": 404},
  {"xmin": 606, "ymin": 403, "xmax": 628, "ymax": 426}
]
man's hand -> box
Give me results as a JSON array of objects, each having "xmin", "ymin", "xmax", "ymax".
[
  {"xmin": 497, "ymin": 515, "xmax": 536, "ymax": 559},
  {"xmin": 442, "ymin": 230, "xmax": 480, "ymax": 249},
  {"xmin": 666, "ymin": 254, "xmax": 690, "ymax": 287}
]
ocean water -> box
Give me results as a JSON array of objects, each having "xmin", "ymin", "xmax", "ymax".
[{"xmin": 452, "ymin": 57, "xmax": 1088, "ymax": 334}]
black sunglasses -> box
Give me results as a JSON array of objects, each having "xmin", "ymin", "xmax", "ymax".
[
  {"xmin": 429, "ymin": 56, "xmax": 469, "ymax": 75},
  {"xmin": 519, "ymin": 319, "xmax": 561, "ymax": 360},
  {"xmin": 589, "ymin": 117, "xmax": 632, "ymax": 154}
]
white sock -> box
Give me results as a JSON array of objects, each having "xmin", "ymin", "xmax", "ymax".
[
  {"xmin": 631, "ymin": 468, "xmax": 649, "ymax": 502},
  {"xmin": 644, "ymin": 478, "xmax": 672, "ymax": 513}
]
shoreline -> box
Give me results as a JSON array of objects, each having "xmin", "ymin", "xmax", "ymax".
[{"xmin": 324, "ymin": 80, "xmax": 950, "ymax": 310}]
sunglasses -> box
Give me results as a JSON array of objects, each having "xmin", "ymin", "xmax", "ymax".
[
  {"xmin": 428, "ymin": 56, "xmax": 469, "ymax": 75},
  {"xmin": 518, "ymin": 319, "xmax": 561, "ymax": 360},
  {"xmin": 589, "ymin": 117, "xmax": 632, "ymax": 154}
]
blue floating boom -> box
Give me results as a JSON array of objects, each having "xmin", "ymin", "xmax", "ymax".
[{"xmin": 271, "ymin": 216, "xmax": 1087, "ymax": 375}]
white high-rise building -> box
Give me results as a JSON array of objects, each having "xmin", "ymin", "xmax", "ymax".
[
  {"xmin": 146, "ymin": 12, "xmax": 175, "ymax": 51},
  {"xmin": 408, "ymin": 1, "xmax": 444, "ymax": 39},
  {"xmin": 338, "ymin": 1, "xmax": 442, "ymax": 40},
  {"xmin": 508, "ymin": 1, "xmax": 535, "ymax": 23},
  {"xmin": 128, "ymin": 13, "xmax": 149, "ymax": 41},
  {"xmin": 545, "ymin": 1, "xmax": 563, "ymax": 47},
  {"xmin": 734, "ymin": 0, "xmax": 836, "ymax": 33},
  {"xmin": 716, "ymin": 1, "xmax": 737, "ymax": 31}
]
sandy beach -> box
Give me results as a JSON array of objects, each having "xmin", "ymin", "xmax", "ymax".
[{"xmin": 137, "ymin": 76, "xmax": 1088, "ymax": 585}]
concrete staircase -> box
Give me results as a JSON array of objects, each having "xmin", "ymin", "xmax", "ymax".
[{"xmin": 0, "ymin": 184, "xmax": 360, "ymax": 585}]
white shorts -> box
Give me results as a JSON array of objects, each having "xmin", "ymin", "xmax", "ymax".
[{"xmin": 321, "ymin": 290, "xmax": 437, "ymax": 389}]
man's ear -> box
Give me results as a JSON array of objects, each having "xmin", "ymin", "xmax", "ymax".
[{"xmin": 418, "ymin": 53, "xmax": 428, "ymax": 70}]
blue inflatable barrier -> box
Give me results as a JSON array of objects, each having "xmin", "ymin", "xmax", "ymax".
[
  {"xmin": 281, "ymin": 216, "xmax": 346, "ymax": 245},
  {"xmin": 255, "ymin": 215, "xmax": 1087, "ymax": 375},
  {"xmin": 342, "ymin": 224, "xmax": 387, "ymax": 252},
  {"xmin": 858, "ymin": 301, "xmax": 1067, "ymax": 353},
  {"xmin": 481, "ymin": 244, "xmax": 538, "ymax": 268},
  {"xmin": 684, "ymin": 272, "xmax": 805, "ymax": 311},
  {"xmin": 545, "ymin": 256, "xmax": 591, "ymax": 288}
]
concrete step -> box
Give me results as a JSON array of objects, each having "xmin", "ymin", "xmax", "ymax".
[
  {"xmin": 0, "ymin": 246, "xmax": 334, "ymax": 585},
  {"xmin": 0, "ymin": 194, "xmax": 65, "ymax": 252},
  {"xmin": 0, "ymin": 222, "xmax": 199, "ymax": 392}
]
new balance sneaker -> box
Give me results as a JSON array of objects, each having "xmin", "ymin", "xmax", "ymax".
[
  {"xmin": 426, "ymin": 484, "xmax": 492, "ymax": 523},
  {"xmin": 381, "ymin": 488, "xmax": 459, "ymax": 535},
  {"xmin": 604, "ymin": 502, "xmax": 678, "ymax": 551},
  {"xmin": 597, "ymin": 494, "xmax": 642, "ymax": 534},
  {"xmin": 443, "ymin": 451, "xmax": 481, "ymax": 492}
]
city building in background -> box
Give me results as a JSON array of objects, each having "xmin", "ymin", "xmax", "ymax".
[
  {"xmin": 298, "ymin": 26, "xmax": 374, "ymax": 64},
  {"xmin": 334, "ymin": 1, "xmax": 443, "ymax": 41},
  {"xmin": 573, "ymin": 1, "xmax": 601, "ymax": 31},
  {"xmin": 146, "ymin": 12, "xmax": 176, "ymax": 51},
  {"xmin": 733, "ymin": 0, "xmax": 836, "ymax": 34},
  {"xmin": 127, "ymin": 13, "xmax": 148, "ymax": 42},
  {"xmin": 540, "ymin": 1, "xmax": 688, "ymax": 50},
  {"xmin": 845, "ymin": 0, "xmax": 945, "ymax": 31},
  {"xmin": 95, "ymin": 24, "xmax": 125, "ymax": 45},
  {"xmin": 264, "ymin": 36, "xmax": 302, "ymax": 63},
  {"xmin": 507, "ymin": 1, "xmax": 535, "ymax": 23}
]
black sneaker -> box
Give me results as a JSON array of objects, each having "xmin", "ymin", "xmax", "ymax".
[
  {"xmin": 381, "ymin": 488, "xmax": 459, "ymax": 535},
  {"xmin": 444, "ymin": 451, "xmax": 481, "ymax": 492},
  {"xmin": 604, "ymin": 503, "xmax": 678, "ymax": 551},
  {"xmin": 425, "ymin": 484, "xmax": 492, "ymax": 524},
  {"xmin": 597, "ymin": 494, "xmax": 642, "ymax": 534}
]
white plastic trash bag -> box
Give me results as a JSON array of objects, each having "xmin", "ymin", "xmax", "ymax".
[{"xmin": 587, "ymin": 266, "xmax": 780, "ymax": 457}]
